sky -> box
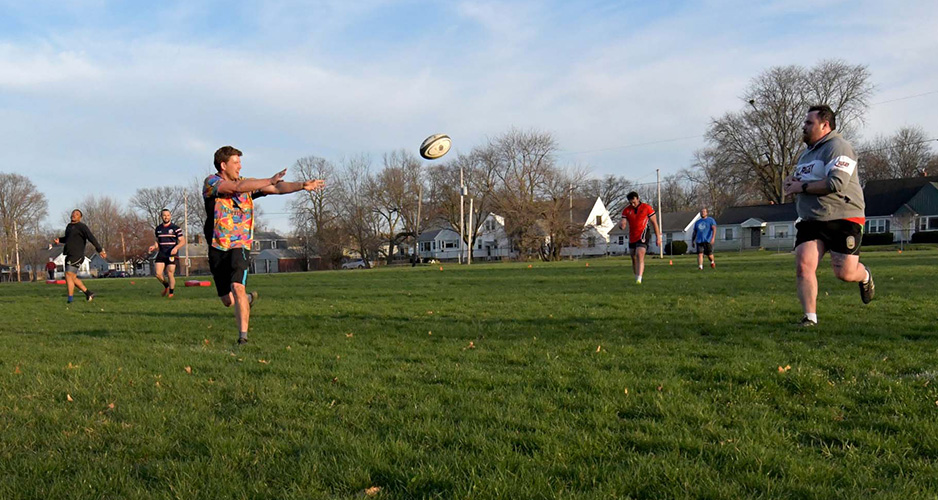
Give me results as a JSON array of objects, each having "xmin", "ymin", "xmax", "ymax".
[{"xmin": 1, "ymin": 0, "xmax": 936, "ymax": 233}]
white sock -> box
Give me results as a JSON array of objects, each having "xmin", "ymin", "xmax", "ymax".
[
  {"xmin": 698, "ymin": 265, "xmax": 703, "ymax": 269},
  {"xmin": 636, "ymin": 275, "xmax": 642, "ymax": 282},
  {"xmin": 806, "ymin": 313, "xmax": 818, "ymax": 323},
  {"xmin": 864, "ymin": 269, "xmax": 871, "ymax": 283}
]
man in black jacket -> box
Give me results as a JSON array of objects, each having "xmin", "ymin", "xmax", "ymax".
[{"xmin": 53, "ymin": 209, "xmax": 106, "ymax": 303}]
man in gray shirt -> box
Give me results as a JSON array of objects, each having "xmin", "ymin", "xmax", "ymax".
[{"xmin": 783, "ymin": 105, "xmax": 874, "ymax": 327}]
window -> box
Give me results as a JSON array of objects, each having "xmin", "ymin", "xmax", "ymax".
[
  {"xmin": 595, "ymin": 215, "xmax": 603, "ymax": 226},
  {"xmin": 866, "ymin": 219, "xmax": 889, "ymax": 234},
  {"xmin": 484, "ymin": 219, "xmax": 496, "ymax": 231},
  {"xmin": 919, "ymin": 216, "xmax": 938, "ymax": 232},
  {"xmin": 443, "ymin": 240, "xmax": 458, "ymax": 249},
  {"xmin": 587, "ymin": 236, "xmax": 596, "ymax": 248},
  {"xmin": 724, "ymin": 228, "xmax": 734, "ymax": 241},
  {"xmin": 666, "ymin": 232, "xmax": 674, "ymax": 243},
  {"xmin": 773, "ymin": 224, "xmax": 789, "ymax": 239},
  {"xmin": 617, "ymin": 236, "xmax": 625, "ymax": 245}
]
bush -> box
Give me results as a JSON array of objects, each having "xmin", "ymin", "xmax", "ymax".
[
  {"xmin": 911, "ymin": 231, "xmax": 938, "ymax": 243},
  {"xmin": 863, "ymin": 232, "xmax": 894, "ymax": 246},
  {"xmin": 665, "ymin": 241, "xmax": 688, "ymax": 255}
]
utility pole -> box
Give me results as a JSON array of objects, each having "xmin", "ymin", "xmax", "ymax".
[
  {"xmin": 13, "ymin": 221, "xmax": 21, "ymax": 282},
  {"xmin": 459, "ymin": 166, "xmax": 465, "ymax": 264},
  {"xmin": 183, "ymin": 196, "xmax": 190, "ymax": 276},
  {"xmin": 414, "ymin": 184, "xmax": 422, "ymax": 266},
  {"xmin": 656, "ymin": 169, "xmax": 663, "ymax": 259},
  {"xmin": 467, "ymin": 197, "xmax": 474, "ymax": 265},
  {"xmin": 120, "ymin": 232, "xmax": 127, "ymax": 272}
]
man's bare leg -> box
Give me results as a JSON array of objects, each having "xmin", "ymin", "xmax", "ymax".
[{"xmin": 795, "ymin": 240, "xmax": 825, "ymax": 323}]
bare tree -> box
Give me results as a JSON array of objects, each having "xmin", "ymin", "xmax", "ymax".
[
  {"xmin": 336, "ymin": 155, "xmax": 382, "ymax": 266},
  {"xmin": 130, "ymin": 186, "xmax": 187, "ymax": 226},
  {"xmin": 575, "ymin": 174, "xmax": 634, "ymax": 216},
  {"xmin": 425, "ymin": 149, "xmax": 499, "ymax": 250},
  {"xmin": 858, "ymin": 126, "xmax": 935, "ymax": 181},
  {"xmin": 692, "ymin": 60, "xmax": 873, "ymax": 204},
  {"xmin": 289, "ymin": 156, "xmax": 343, "ymax": 268},
  {"xmin": 0, "ymin": 173, "xmax": 48, "ymax": 266},
  {"xmin": 659, "ymin": 173, "xmax": 699, "ymax": 213},
  {"xmin": 370, "ymin": 149, "xmax": 424, "ymax": 264},
  {"xmin": 684, "ymin": 149, "xmax": 755, "ymax": 215}
]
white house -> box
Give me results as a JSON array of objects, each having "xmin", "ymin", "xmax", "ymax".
[
  {"xmin": 606, "ymin": 207, "xmax": 697, "ymax": 255},
  {"xmin": 417, "ymin": 228, "xmax": 462, "ymax": 261},
  {"xmin": 471, "ymin": 213, "xmax": 516, "ymax": 260},
  {"xmin": 559, "ymin": 197, "xmax": 615, "ymax": 257}
]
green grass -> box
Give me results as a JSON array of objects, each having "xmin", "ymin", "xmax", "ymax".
[{"xmin": 2, "ymin": 251, "xmax": 937, "ymax": 499}]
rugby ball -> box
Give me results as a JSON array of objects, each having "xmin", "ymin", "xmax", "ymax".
[{"xmin": 419, "ymin": 134, "xmax": 452, "ymax": 160}]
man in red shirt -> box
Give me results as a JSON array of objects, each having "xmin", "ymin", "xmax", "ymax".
[{"xmin": 620, "ymin": 191, "xmax": 661, "ymax": 284}]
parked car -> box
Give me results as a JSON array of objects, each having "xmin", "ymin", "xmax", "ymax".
[
  {"xmin": 341, "ymin": 259, "xmax": 368, "ymax": 270},
  {"xmin": 103, "ymin": 270, "xmax": 130, "ymax": 278}
]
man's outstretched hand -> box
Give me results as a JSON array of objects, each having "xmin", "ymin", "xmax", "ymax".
[{"xmin": 303, "ymin": 179, "xmax": 326, "ymax": 191}]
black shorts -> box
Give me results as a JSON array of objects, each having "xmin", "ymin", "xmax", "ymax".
[
  {"xmin": 629, "ymin": 241, "xmax": 648, "ymax": 250},
  {"xmin": 795, "ymin": 219, "xmax": 863, "ymax": 255},
  {"xmin": 209, "ymin": 247, "xmax": 251, "ymax": 297},
  {"xmin": 696, "ymin": 242, "xmax": 713, "ymax": 255},
  {"xmin": 155, "ymin": 253, "xmax": 177, "ymax": 265}
]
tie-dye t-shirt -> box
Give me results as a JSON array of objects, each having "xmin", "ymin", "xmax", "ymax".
[{"xmin": 202, "ymin": 174, "xmax": 267, "ymax": 251}]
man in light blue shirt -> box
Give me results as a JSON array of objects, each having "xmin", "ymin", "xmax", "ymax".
[{"xmin": 691, "ymin": 208, "xmax": 717, "ymax": 270}]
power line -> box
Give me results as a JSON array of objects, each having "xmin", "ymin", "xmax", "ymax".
[{"xmin": 872, "ymin": 90, "xmax": 938, "ymax": 106}]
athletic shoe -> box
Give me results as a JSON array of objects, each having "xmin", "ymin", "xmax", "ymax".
[
  {"xmin": 85, "ymin": 291, "xmax": 95, "ymax": 302},
  {"xmin": 237, "ymin": 337, "xmax": 248, "ymax": 345},
  {"xmin": 698, "ymin": 266, "xmax": 703, "ymax": 270},
  {"xmin": 710, "ymin": 262, "xmax": 716, "ymax": 269},
  {"xmin": 248, "ymin": 291, "xmax": 258, "ymax": 308},
  {"xmin": 635, "ymin": 279, "xmax": 642, "ymax": 285},
  {"xmin": 859, "ymin": 266, "xmax": 875, "ymax": 304},
  {"xmin": 798, "ymin": 316, "xmax": 817, "ymax": 327},
  {"xmin": 161, "ymin": 287, "xmax": 169, "ymax": 297},
  {"xmin": 168, "ymin": 292, "xmax": 174, "ymax": 298}
]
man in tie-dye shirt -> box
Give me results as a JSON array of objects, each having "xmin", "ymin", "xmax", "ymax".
[{"xmin": 204, "ymin": 145, "xmax": 325, "ymax": 345}]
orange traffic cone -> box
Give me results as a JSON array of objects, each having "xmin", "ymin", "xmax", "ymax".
[
  {"xmin": 669, "ymin": 260, "xmax": 673, "ymax": 265},
  {"xmin": 439, "ymin": 266, "xmax": 443, "ymax": 271},
  {"xmin": 585, "ymin": 262, "xmax": 589, "ymax": 267}
]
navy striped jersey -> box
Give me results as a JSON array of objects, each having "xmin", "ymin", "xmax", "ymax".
[{"xmin": 155, "ymin": 223, "xmax": 183, "ymax": 255}]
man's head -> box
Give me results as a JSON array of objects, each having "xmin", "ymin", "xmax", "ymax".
[
  {"xmin": 700, "ymin": 208, "xmax": 709, "ymax": 218},
  {"xmin": 627, "ymin": 191, "xmax": 640, "ymax": 208},
  {"xmin": 803, "ymin": 105, "xmax": 836, "ymax": 146},
  {"xmin": 160, "ymin": 209, "xmax": 172, "ymax": 224},
  {"xmin": 214, "ymin": 146, "xmax": 243, "ymax": 180},
  {"xmin": 70, "ymin": 209, "xmax": 82, "ymax": 223}
]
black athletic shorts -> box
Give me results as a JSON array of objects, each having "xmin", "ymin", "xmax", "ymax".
[
  {"xmin": 696, "ymin": 242, "xmax": 713, "ymax": 255},
  {"xmin": 155, "ymin": 253, "xmax": 177, "ymax": 265},
  {"xmin": 795, "ymin": 219, "xmax": 863, "ymax": 255},
  {"xmin": 209, "ymin": 247, "xmax": 251, "ymax": 297},
  {"xmin": 629, "ymin": 241, "xmax": 648, "ymax": 250}
]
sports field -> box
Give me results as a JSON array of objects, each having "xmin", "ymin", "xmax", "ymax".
[{"xmin": 1, "ymin": 250, "xmax": 937, "ymax": 499}]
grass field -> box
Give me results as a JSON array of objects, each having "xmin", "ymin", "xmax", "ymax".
[{"xmin": 1, "ymin": 250, "xmax": 937, "ymax": 499}]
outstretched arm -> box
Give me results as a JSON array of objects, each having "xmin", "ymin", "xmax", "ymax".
[
  {"xmin": 257, "ymin": 179, "xmax": 326, "ymax": 195},
  {"xmin": 214, "ymin": 169, "xmax": 287, "ymax": 196}
]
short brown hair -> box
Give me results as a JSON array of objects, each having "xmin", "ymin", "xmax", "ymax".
[
  {"xmin": 214, "ymin": 146, "xmax": 243, "ymax": 171},
  {"xmin": 808, "ymin": 105, "xmax": 836, "ymax": 131}
]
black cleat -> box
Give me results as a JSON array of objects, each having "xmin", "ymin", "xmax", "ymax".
[
  {"xmin": 859, "ymin": 266, "xmax": 874, "ymax": 304},
  {"xmin": 798, "ymin": 316, "xmax": 817, "ymax": 328},
  {"xmin": 237, "ymin": 337, "xmax": 248, "ymax": 345},
  {"xmin": 85, "ymin": 291, "xmax": 95, "ymax": 302}
]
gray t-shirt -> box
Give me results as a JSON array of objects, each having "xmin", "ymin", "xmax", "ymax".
[{"xmin": 793, "ymin": 131, "xmax": 865, "ymax": 222}]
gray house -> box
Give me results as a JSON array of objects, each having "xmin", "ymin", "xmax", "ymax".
[{"xmin": 862, "ymin": 175, "xmax": 938, "ymax": 242}]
